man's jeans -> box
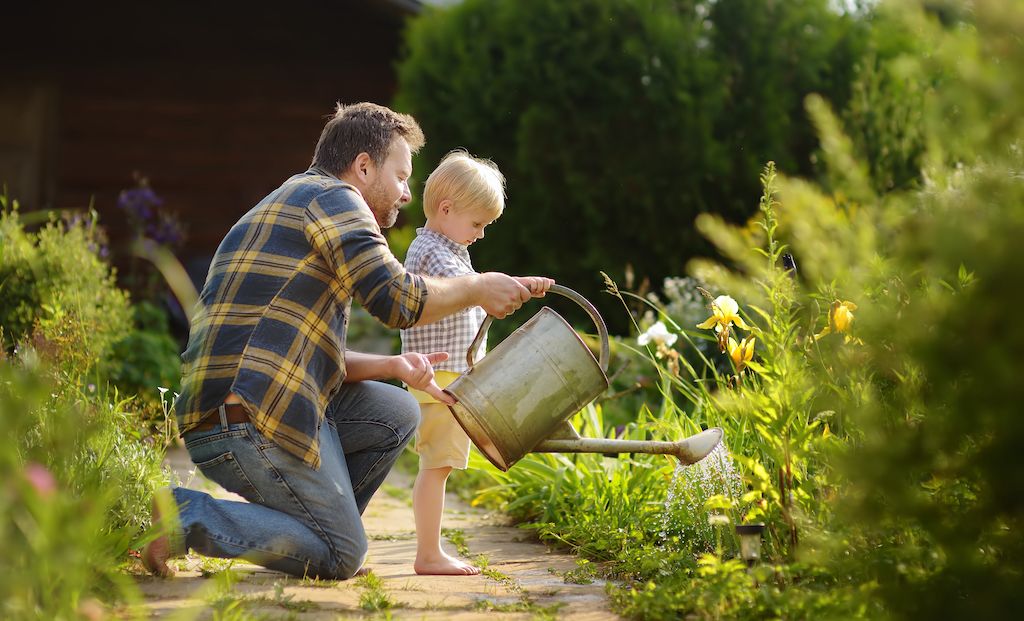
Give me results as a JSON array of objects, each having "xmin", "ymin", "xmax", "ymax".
[{"xmin": 171, "ymin": 381, "xmax": 419, "ymax": 579}]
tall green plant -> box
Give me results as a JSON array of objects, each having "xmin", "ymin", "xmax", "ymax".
[
  {"xmin": 688, "ymin": 2, "xmax": 1024, "ymax": 617},
  {"xmin": 809, "ymin": 2, "xmax": 1024, "ymax": 616},
  {"xmin": 0, "ymin": 361, "xmax": 161, "ymax": 619},
  {"xmin": 394, "ymin": 0, "xmax": 869, "ymax": 328},
  {"xmin": 0, "ymin": 197, "xmax": 132, "ymax": 379}
]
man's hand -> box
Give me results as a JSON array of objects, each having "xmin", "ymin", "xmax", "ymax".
[
  {"xmin": 392, "ymin": 351, "xmax": 455, "ymax": 405},
  {"xmin": 477, "ymin": 272, "xmax": 532, "ymax": 318},
  {"xmin": 513, "ymin": 276, "xmax": 555, "ymax": 298}
]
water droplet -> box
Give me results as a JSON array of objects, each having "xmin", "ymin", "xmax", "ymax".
[{"xmin": 658, "ymin": 443, "xmax": 742, "ymax": 552}]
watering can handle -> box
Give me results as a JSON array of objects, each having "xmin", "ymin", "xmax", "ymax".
[{"xmin": 465, "ymin": 284, "xmax": 610, "ymax": 372}]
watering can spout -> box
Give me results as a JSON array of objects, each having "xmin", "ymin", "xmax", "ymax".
[{"xmin": 534, "ymin": 426, "xmax": 724, "ymax": 466}]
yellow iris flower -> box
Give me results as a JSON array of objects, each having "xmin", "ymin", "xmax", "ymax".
[
  {"xmin": 815, "ymin": 300, "xmax": 858, "ymax": 342},
  {"xmin": 831, "ymin": 301, "xmax": 855, "ymax": 332},
  {"xmin": 696, "ymin": 295, "xmax": 751, "ymax": 333},
  {"xmin": 728, "ymin": 335, "xmax": 756, "ymax": 373}
]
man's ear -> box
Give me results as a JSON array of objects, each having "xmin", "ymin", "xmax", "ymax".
[{"xmin": 351, "ymin": 152, "xmax": 375, "ymax": 183}]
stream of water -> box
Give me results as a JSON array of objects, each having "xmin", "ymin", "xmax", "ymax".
[{"xmin": 659, "ymin": 442, "xmax": 743, "ymax": 550}]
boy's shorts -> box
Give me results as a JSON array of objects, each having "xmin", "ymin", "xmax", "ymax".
[{"xmin": 408, "ymin": 370, "xmax": 471, "ymax": 470}]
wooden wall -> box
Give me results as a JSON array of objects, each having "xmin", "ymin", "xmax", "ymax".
[{"xmin": 2, "ymin": 0, "xmax": 413, "ymax": 265}]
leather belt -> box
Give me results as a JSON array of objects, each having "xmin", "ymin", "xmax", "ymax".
[{"xmin": 192, "ymin": 403, "xmax": 251, "ymax": 431}]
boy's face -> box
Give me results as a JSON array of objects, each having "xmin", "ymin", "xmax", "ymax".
[{"xmin": 435, "ymin": 203, "xmax": 496, "ymax": 246}]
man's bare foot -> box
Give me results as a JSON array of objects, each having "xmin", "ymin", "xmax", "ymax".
[
  {"xmin": 354, "ymin": 566, "xmax": 372, "ymax": 577},
  {"xmin": 142, "ymin": 495, "xmax": 175, "ymax": 578},
  {"xmin": 414, "ymin": 551, "xmax": 481, "ymax": 575}
]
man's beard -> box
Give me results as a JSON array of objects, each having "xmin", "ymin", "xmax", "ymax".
[{"xmin": 364, "ymin": 181, "xmax": 400, "ymax": 229}]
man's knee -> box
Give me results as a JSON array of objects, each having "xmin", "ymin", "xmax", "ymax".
[
  {"xmin": 395, "ymin": 388, "xmax": 421, "ymax": 435},
  {"xmin": 333, "ymin": 539, "xmax": 368, "ymax": 579},
  {"xmin": 370, "ymin": 382, "xmax": 420, "ymax": 440}
]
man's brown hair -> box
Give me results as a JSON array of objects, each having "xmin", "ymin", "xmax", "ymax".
[{"xmin": 311, "ymin": 102, "xmax": 425, "ymax": 174}]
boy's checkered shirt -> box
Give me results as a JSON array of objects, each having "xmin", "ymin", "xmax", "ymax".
[{"xmin": 401, "ymin": 228, "xmax": 487, "ymax": 372}]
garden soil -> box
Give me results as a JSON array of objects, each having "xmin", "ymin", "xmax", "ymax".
[{"xmin": 133, "ymin": 447, "xmax": 622, "ymax": 620}]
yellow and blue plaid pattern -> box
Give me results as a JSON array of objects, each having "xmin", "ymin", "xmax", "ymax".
[{"xmin": 176, "ymin": 167, "xmax": 428, "ymax": 469}]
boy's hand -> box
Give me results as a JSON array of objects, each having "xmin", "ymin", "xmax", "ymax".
[
  {"xmin": 477, "ymin": 272, "xmax": 532, "ymax": 318},
  {"xmin": 514, "ymin": 276, "xmax": 555, "ymax": 297},
  {"xmin": 393, "ymin": 351, "xmax": 456, "ymax": 405}
]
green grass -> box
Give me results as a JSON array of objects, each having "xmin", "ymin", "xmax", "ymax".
[
  {"xmin": 380, "ymin": 482, "xmax": 412, "ymax": 505},
  {"xmin": 356, "ymin": 572, "xmax": 401, "ymax": 612}
]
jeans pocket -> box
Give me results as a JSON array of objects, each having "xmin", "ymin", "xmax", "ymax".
[{"xmin": 194, "ymin": 451, "xmax": 266, "ymax": 505}]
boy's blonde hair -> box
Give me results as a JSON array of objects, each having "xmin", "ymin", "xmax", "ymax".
[{"xmin": 423, "ymin": 149, "xmax": 506, "ymax": 221}]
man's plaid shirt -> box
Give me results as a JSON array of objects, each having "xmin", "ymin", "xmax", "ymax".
[
  {"xmin": 400, "ymin": 228, "xmax": 487, "ymax": 373},
  {"xmin": 175, "ymin": 167, "xmax": 428, "ymax": 469}
]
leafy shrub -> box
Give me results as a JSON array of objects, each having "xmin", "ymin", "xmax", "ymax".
[
  {"xmin": 395, "ymin": 0, "xmax": 870, "ymax": 327},
  {"xmin": 686, "ymin": 3, "xmax": 1024, "ymax": 618},
  {"xmin": 801, "ymin": 3, "xmax": 1024, "ymax": 616},
  {"xmin": 452, "ymin": 4, "xmax": 1024, "ymax": 618},
  {"xmin": 106, "ymin": 300, "xmax": 183, "ymax": 403},
  {"xmin": 0, "ymin": 198, "xmax": 132, "ymax": 377},
  {"xmin": 0, "ymin": 359, "xmax": 167, "ymax": 618}
]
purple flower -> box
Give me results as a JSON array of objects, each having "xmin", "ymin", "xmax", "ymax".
[
  {"xmin": 118, "ymin": 186, "xmax": 164, "ymax": 222},
  {"xmin": 145, "ymin": 211, "xmax": 185, "ymax": 247},
  {"xmin": 116, "ymin": 177, "xmax": 186, "ymax": 248}
]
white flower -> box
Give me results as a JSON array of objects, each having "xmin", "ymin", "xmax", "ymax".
[{"xmin": 638, "ymin": 321, "xmax": 678, "ymax": 348}]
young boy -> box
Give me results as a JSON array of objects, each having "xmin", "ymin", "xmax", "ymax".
[{"xmin": 401, "ymin": 150, "xmax": 551, "ymax": 575}]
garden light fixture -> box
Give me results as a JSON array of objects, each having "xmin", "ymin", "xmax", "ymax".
[{"xmin": 735, "ymin": 523, "xmax": 766, "ymax": 566}]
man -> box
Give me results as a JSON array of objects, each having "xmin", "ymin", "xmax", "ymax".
[{"xmin": 143, "ymin": 102, "xmax": 550, "ymax": 579}]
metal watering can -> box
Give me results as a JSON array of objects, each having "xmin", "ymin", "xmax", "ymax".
[{"xmin": 445, "ymin": 284, "xmax": 724, "ymax": 472}]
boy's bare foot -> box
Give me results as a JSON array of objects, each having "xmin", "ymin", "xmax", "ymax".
[
  {"xmin": 414, "ymin": 551, "xmax": 481, "ymax": 575},
  {"xmin": 142, "ymin": 495, "xmax": 176, "ymax": 578}
]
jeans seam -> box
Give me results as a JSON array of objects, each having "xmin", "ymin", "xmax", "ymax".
[
  {"xmin": 351, "ymin": 452, "xmax": 390, "ymax": 497},
  {"xmin": 197, "ymin": 529, "xmax": 325, "ymax": 570},
  {"xmin": 336, "ymin": 419, "xmax": 402, "ymax": 446},
  {"xmin": 195, "ymin": 451, "xmax": 266, "ymax": 505},
  {"xmin": 337, "ymin": 420, "xmax": 408, "ymax": 496},
  {"xmin": 251, "ymin": 438, "xmax": 342, "ymax": 566}
]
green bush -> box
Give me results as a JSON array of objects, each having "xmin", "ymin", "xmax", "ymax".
[
  {"xmin": 687, "ymin": 2, "xmax": 1024, "ymax": 617},
  {"xmin": 0, "ymin": 359, "xmax": 168, "ymax": 619},
  {"xmin": 395, "ymin": 0, "xmax": 870, "ymax": 328},
  {"xmin": 839, "ymin": 35, "xmax": 929, "ymax": 193},
  {"xmin": 0, "ymin": 199, "xmax": 132, "ymax": 377},
  {"xmin": 451, "ymin": 3, "xmax": 1024, "ymax": 617},
  {"xmin": 803, "ymin": 3, "xmax": 1024, "ymax": 616},
  {"xmin": 106, "ymin": 300, "xmax": 182, "ymax": 403},
  {"xmin": 1, "ymin": 194, "xmax": 172, "ymax": 616}
]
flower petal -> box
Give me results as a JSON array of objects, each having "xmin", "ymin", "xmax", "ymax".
[
  {"xmin": 714, "ymin": 295, "xmax": 739, "ymax": 315},
  {"xmin": 696, "ymin": 316, "xmax": 718, "ymax": 329}
]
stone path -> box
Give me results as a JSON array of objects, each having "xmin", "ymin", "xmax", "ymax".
[{"xmin": 134, "ymin": 448, "xmax": 621, "ymax": 620}]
